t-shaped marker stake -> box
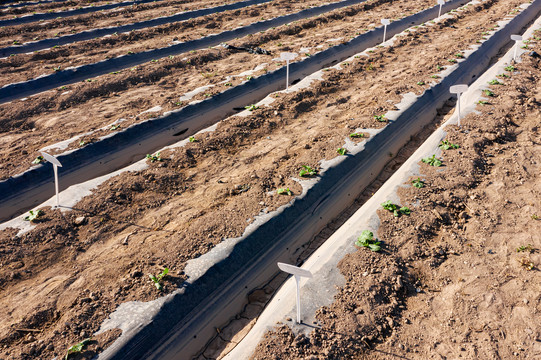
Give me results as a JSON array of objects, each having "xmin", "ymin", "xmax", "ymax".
[
  {"xmin": 381, "ymin": 19, "xmax": 390, "ymax": 43},
  {"xmin": 40, "ymin": 151, "xmax": 62, "ymax": 208},
  {"xmin": 277, "ymin": 262, "xmax": 313, "ymax": 324},
  {"xmin": 510, "ymin": 34, "xmax": 522, "ymax": 62},
  {"xmin": 280, "ymin": 52, "xmax": 298, "ymax": 91},
  {"xmin": 437, "ymin": 0, "xmax": 445, "ymax": 18},
  {"xmin": 449, "ymin": 84, "xmax": 468, "ymax": 127}
]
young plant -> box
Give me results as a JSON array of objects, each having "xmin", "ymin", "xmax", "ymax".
[
  {"xmin": 504, "ymin": 65, "xmax": 516, "ymax": 72},
  {"xmin": 337, "ymin": 148, "xmax": 348, "ymax": 155},
  {"xmin": 482, "ymin": 89, "xmax": 494, "ymax": 97},
  {"xmin": 381, "ymin": 200, "xmax": 411, "ymax": 217},
  {"xmin": 349, "ymin": 132, "xmax": 364, "ymax": 138},
  {"xmin": 277, "ymin": 187, "xmax": 292, "ymax": 196},
  {"xmin": 417, "ymin": 81, "xmax": 425, "ymax": 85},
  {"xmin": 188, "ymin": 136, "xmax": 197, "ymax": 142},
  {"xmin": 110, "ymin": 124, "xmax": 120, "ymax": 131},
  {"xmin": 447, "ymin": 58, "xmax": 457, "ymax": 63},
  {"xmin": 145, "ymin": 152, "xmax": 162, "ymax": 162},
  {"xmin": 455, "ymin": 53, "xmax": 464, "ymax": 58},
  {"xmin": 532, "ymin": 214, "xmax": 539, "ymax": 220},
  {"xmin": 65, "ymin": 338, "xmax": 91, "ymax": 360},
  {"xmin": 149, "ymin": 268, "xmax": 169, "ymax": 290},
  {"xmin": 32, "ymin": 155, "xmax": 44, "ymax": 164},
  {"xmin": 518, "ymin": 257, "xmax": 534, "ymax": 270},
  {"xmin": 478, "ymin": 100, "xmax": 489, "ymax": 105},
  {"xmin": 412, "ymin": 178, "xmax": 425, "ymax": 188},
  {"xmin": 299, "ymin": 165, "xmax": 317, "ymax": 177},
  {"xmin": 24, "ymin": 209, "xmax": 43, "ymax": 222},
  {"xmin": 439, "ymin": 140, "xmax": 459, "ymax": 150},
  {"xmin": 374, "ymin": 114, "xmax": 386, "ymax": 122},
  {"xmin": 355, "ymin": 230, "xmax": 381, "ymax": 252},
  {"xmin": 488, "ymin": 79, "xmax": 502, "ymax": 85},
  {"xmin": 516, "ymin": 244, "xmax": 534, "ymax": 253},
  {"xmin": 245, "ymin": 104, "xmax": 259, "ymax": 111},
  {"xmin": 422, "ymin": 154, "xmax": 442, "ymax": 167}
]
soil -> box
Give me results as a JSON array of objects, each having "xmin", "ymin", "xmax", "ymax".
[
  {"xmin": 250, "ymin": 23, "xmax": 541, "ymax": 360},
  {"xmin": 0, "ymin": 0, "xmax": 538, "ymax": 359}
]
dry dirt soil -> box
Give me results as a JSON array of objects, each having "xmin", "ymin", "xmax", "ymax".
[
  {"xmin": 0, "ymin": 0, "xmax": 539, "ymax": 359},
  {"xmin": 251, "ymin": 29, "xmax": 541, "ymax": 360}
]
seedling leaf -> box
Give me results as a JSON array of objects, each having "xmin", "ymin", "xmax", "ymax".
[
  {"xmin": 355, "ymin": 230, "xmax": 381, "ymax": 252},
  {"xmin": 299, "ymin": 165, "xmax": 317, "ymax": 177},
  {"xmin": 349, "ymin": 132, "xmax": 364, "ymax": 138},
  {"xmin": 412, "ymin": 178, "xmax": 425, "ymax": 188},
  {"xmin": 65, "ymin": 338, "xmax": 91, "ymax": 360},
  {"xmin": 337, "ymin": 148, "xmax": 347, "ymax": 155},
  {"xmin": 149, "ymin": 268, "xmax": 169, "ymax": 290},
  {"xmin": 439, "ymin": 140, "xmax": 459, "ymax": 150},
  {"xmin": 422, "ymin": 155, "xmax": 442, "ymax": 167},
  {"xmin": 277, "ymin": 188, "xmax": 292, "ymax": 196},
  {"xmin": 32, "ymin": 155, "xmax": 44, "ymax": 164},
  {"xmin": 24, "ymin": 209, "xmax": 42, "ymax": 222}
]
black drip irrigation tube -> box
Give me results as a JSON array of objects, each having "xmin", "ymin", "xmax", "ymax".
[
  {"xmin": 0, "ymin": 0, "xmax": 159, "ymax": 27},
  {"xmin": 0, "ymin": 0, "xmax": 68, "ymax": 10},
  {"xmin": 0, "ymin": 0, "xmax": 372, "ymax": 104},
  {"xmin": 0, "ymin": 0, "xmax": 469, "ymax": 223},
  {"xmin": 0, "ymin": 0, "xmax": 274, "ymax": 57},
  {"xmin": 97, "ymin": 1, "xmax": 541, "ymax": 359}
]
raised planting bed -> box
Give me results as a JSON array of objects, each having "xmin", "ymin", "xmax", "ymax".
[
  {"xmin": 229, "ymin": 8, "xmax": 541, "ymax": 359},
  {"xmin": 1, "ymin": 0, "xmax": 538, "ymax": 359},
  {"xmin": 0, "ymin": 0, "xmax": 462, "ymax": 220}
]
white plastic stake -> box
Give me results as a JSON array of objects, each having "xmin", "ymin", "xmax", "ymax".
[
  {"xmin": 277, "ymin": 262, "xmax": 313, "ymax": 324},
  {"xmin": 437, "ymin": 0, "xmax": 445, "ymax": 18},
  {"xmin": 381, "ymin": 19, "xmax": 390, "ymax": 42},
  {"xmin": 449, "ymin": 84, "xmax": 468, "ymax": 127},
  {"xmin": 280, "ymin": 52, "xmax": 298, "ymax": 91},
  {"xmin": 510, "ymin": 34, "xmax": 522, "ymax": 61},
  {"xmin": 40, "ymin": 151, "xmax": 62, "ymax": 208}
]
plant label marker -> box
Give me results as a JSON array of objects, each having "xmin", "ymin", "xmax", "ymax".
[
  {"xmin": 449, "ymin": 84, "xmax": 468, "ymax": 126},
  {"xmin": 280, "ymin": 52, "xmax": 297, "ymax": 91},
  {"xmin": 381, "ymin": 19, "xmax": 390, "ymax": 42},
  {"xmin": 277, "ymin": 262, "xmax": 313, "ymax": 324},
  {"xmin": 437, "ymin": 0, "xmax": 445, "ymax": 18},
  {"xmin": 510, "ymin": 34, "xmax": 522, "ymax": 61},
  {"xmin": 40, "ymin": 151, "xmax": 62, "ymax": 207}
]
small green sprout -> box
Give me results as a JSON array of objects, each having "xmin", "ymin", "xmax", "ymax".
[
  {"xmin": 349, "ymin": 132, "xmax": 364, "ymax": 138},
  {"xmin": 422, "ymin": 154, "xmax": 442, "ymax": 167},
  {"xmin": 245, "ymin": 104, "xmax": 259, "ymax": 111},
  {"xmin": 277, "ymin": 188, "xmax": 292, "ymax": 196},
  {"xmin": 516, "ymin": 244, "xmax": 534, "ymax": 253},
  {"xmin": 488, "ymin": 79, "xmax": 502, "ymax": 85},
  {"xmin": 439, "ymin": 140, "xmax": 459, "ymax": 150},
  {"xmin": 447, "ymin": 59, "xmax": 457, "ymax": 63},
  {"xmin": 412, "ymin": 178, "xmax": 425, "ymax": 188},
  {"xmin": 24, "ymin": 209, "xmax": 43, "ymax": 222},
  {"xmin": 188, "ymin": 136, "xmax": 197, "ymax": 142},
  {"xmin": 145, "ymin": 152, "xmax": 162, "ymax": 162},
  {"xmin": 53, "ymin": 66, "xmax": 61, "ymax": 72},
  {"xmin": 482, "ymin": 89, "xmax": 494, "ymax": 97},
  {"xmin": 110, "ymin": 124, "xmax": 120, "ymax": 131},
  {"xmin": 151, "ymin": 59, "xmax": 158, "ymax": 63},
  {"xmin": 65, "ymin": 338, "xmax": 91, "ymax": 360},
  {"xmin": 436, "ymin": 65, "xmax": 443, "ymax": 71},
  {"xmin": 431, "ymin": 75, "xmax": 439, "ymax": 79},
  {"xmin": 149, "ymin": 268, "xmax": 169, "ymax": 290},
  {"xmin": 169, "ymin": 55, "xmax": 174, "ymax": 59},
  {"xmin": 497, "ymin": 73, "xmax": 510, "ymax": 78},
  {"xmin": 337, "ymin": 148, "xmax": 348, "ymax": 155},
  {"xmin": 12, "ymin": 40, "xmax": 21, "ymax": 45},
  {"xmin": 299, "ymin": 165, "xmax": 317, "ymax": 177},
  {"xmin": 504, "ymin": 65, "xmax": 516, "ymax": 71},
  {"xmin": 478, "ymin": 100, "xmax": 489, "ymax": 105},
  {"xmin": 381, "ymin": 200, "xmax": 411, "ymax": 217},
  {"xmin": 417, "ymin": 81, "xmax": 425, "ymax": 85},
  {"xmin": 32, "ymin": 155, "xmax": 44, "ymax": 164},
  {"xmin": 79, "ymin": 140, "xmax": 86, "ymax": 146},
  {"xmin": 455, "ymin": 53, "xmax": 464, "ymax": 58},
  {"xmin": 224, "ymin": 82, "xmax": 233, "ymax": 86},
  {"xmin": 246, "ymin": 75, "xmax": 253, "ymax": 80},
  {"xmin": 355, "ymin": 230, "xmax": 381, "ymax": 252},
  {"xmin": 374, "ymin": 114, "xmax": 386, "ymax": 122},
  {"xmin": 532, "ymin": 214, "xmax": 539, "ymax": 220}
]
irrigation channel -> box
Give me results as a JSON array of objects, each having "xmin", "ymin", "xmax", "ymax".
[{"xmin": 0, "ymin": 0, "xmax": 538, "ymax": 358}]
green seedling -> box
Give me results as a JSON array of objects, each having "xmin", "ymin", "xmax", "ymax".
[
  {"xmin": 79, "ymin": 140, "xmax": 86, "ymax": 146},
  {"xmin": 422, "ymin": 154, "xmax": 442, "ymax": 167},
  {"xmin": 436, "ymin": 65, "xmax": 443, "ymax": 71},
  {"xmin": 517, "ymin": 244, "xmax": 534, "ymax": 253},
  {"xmin": 381, "ymin": 200, "xmax": 411, "ymax": 217},
  {"xmin": 478, "ymin": 100, "xmax": 489, "ymax": 105},
  {"xmin": 32, "ymin": 155, "xmax": 44, "ymax": 164},
  {"xmin": 412, "ymin": 178, "xmax": 425, "ymax": 188},
  {"xmin": 151, "ymin": 59, "xmax": 158, "ymax": 63},
  {"xmin": 447, "ymin": 59, "xmax": 457, "ymax": 63},
  {"xmin": 127, "ymin": 51, "xmax": 134, "ymax": 55},
  {"xmin": 455, "ymin": 53, "xmax": 464, "ymax": 58},
  {"xmin": 245, "ymin": 104, "xmax": 259, "ymax": 111},
  {"xmin": 110, "ymin": 124, "xmax": 120, "ymax": 131},
  {"xmin": 145, "ymin": 152, "xmax": 162, "ymax": 162},
  {"xmin": 299, "ymin": 165, "xmax": 317, "ymax": 177},
  {"xmin": 488, "ymin": 79, "xmax": 502, "ymax": 85},
  {"xmin": 277, "ymin": 187, "xmax": 292, "ymax": 196},
  {"xmin": 65, "ymin": 338, "xmax": 91, "ymax": 360},
  {"xmin": 504, "ymin": 65, "xmax": 516, "ymax": 71},
  {"xmin": 355, "ymin": 230, "xmax": 381, "ymax": 252},
  {"xmin": 439, "ymin": 140, "xmax": 459, "ymax": 150},
  {"xmin": 518, "ymin": 257, "xmax": 534, "ymax": 271},
  {"xmin": 12, "ymin": 40, "xmax": 21, "ymax": 45},
  {"xmin": 337, "ymin": 148, "xmax": 348, "ymax": 155},
  {"xmin": 24, "ymin": 209, "xmax": 42, "ymax": 222},
  {"xmin": 521, "ymin": 45, "xmax": 529, "ymax": 49},
  {"xmin": 374, "ymin": 114, "xmax": 386, "ymax": 122},
  {"xmin": 349, "ymin": 132, "xmax": 364, "ymax": 138},
  {"xmin": 497, "ymin": 73, "xmax": 510, "ymax": 78},
  {"xmin": 431, "ymin": 75, "xmax": 439, "ymax": 79},
  {"xmin": 246, "ymin": 75, "xmax": 253, "ymax": 80},
  {"xmin": 224, "ymin": 82, "xmax": 233, "ymax": 86},
  {"xmin": 482, "ymin": 89, "xmax": 494, "ymax": 97},
  {"xmin": 169, "ymin": 55, "xmax": 174, "ymax": 59},
  {"xmin": 417, "ymin": 81, "xmax": 425, "ymax": 85},
  {"xmin": 532, "ymin": 214, "xmax": 539, "ymax": 220},
  {"xmin": 188, "ymin": 136, "xmax": 197, "ymax": 142},
  {"xmin": 149, "ymin": 268, "xmax": 169, "ymax": 290},
  {"xmin": 53, "ymin": 66, "xmax": 61, "ymax": 72}
]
